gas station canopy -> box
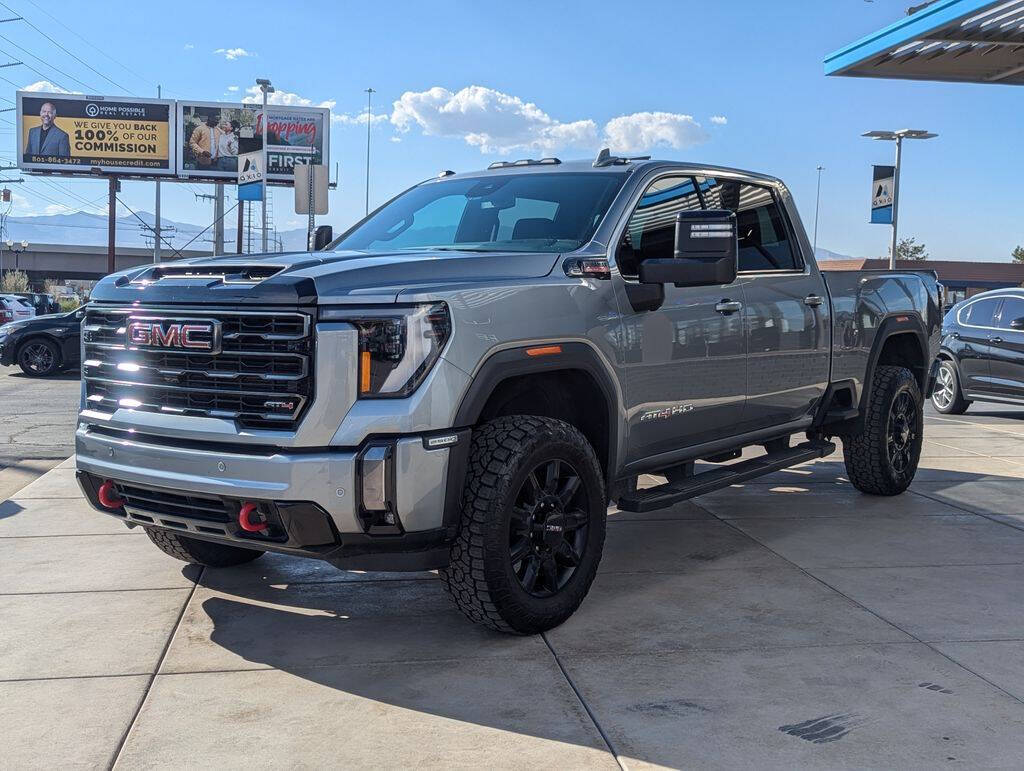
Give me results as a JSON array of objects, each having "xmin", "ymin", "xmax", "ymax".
[{"xmin": 825, "ymin": 0, "xmax": 1024, "ymax": 85}]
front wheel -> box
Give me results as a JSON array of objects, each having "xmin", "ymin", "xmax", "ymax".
[
  {"xmin": 931, "ymin": 359, "xmax": 970, "ymax": 414},
  {"xmin": 843, "ymin": 365, "xmax": 923, "ymax": 495},
  {"xmin": 18, "ymin": 339, "xmax": 60, "ymax": 377},
  {"xmin": 440, "ymin": 415, "xmax": 607, "ymax": 634}
]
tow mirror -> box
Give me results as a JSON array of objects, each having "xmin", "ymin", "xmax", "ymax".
[
  {"xmin": 638, "ymin": 210, "xmax": 738, "ymax": 288},
  {"xmin": 311, "ymin": 225, "xmax": 333, "ymax": 251},
  {"xmin": 1010, "ymin": 317, "xmax": 1024, "ymax": 330}
]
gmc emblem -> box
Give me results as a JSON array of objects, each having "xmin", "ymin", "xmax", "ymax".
[{"xmin": 126, "ymin": 318, "xmax": 221, "ymax": 353}]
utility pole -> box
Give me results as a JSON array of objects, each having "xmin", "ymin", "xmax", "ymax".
[
  {"xmin": 236, "ymin": 200, "xmax": 244, "ymax": 254},
  {"xmin": 193, "ymin": 190, "xmax": 218, "ymax": 256},
  {"xmin": 365, "ymin": 87, "xmax": 375, "ymax": 216},
  {"xmin": 256, "ymin": 78, "xmax": 274, "ymax": 253},
  {"xmin": 154, "ymin": 84, "xmax": 162, "ymax": 263},
  {"xmin": 213, "ymin": 184, "xmax": 225, "ymax": 255},
  {"xmin": 813, "ymin": 165, "xmax": 824, "ymax": 256},
  {"xmin": 107, "ymin": 177, "xmax": 118, "ymax": 275}
]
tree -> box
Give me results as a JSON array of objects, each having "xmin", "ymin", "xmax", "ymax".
[
  {"xmin": 1012, "ymin": 246, "xmax": 1024, "ymax": 264},
  {"xmin": 0, "ymin": 269, "xmax": 28, "ymax": 293},
  {"xmin": 895, "ymin": 237, "xmax": 928, "ymax": 261}
]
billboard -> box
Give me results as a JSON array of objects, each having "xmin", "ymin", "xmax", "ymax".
[
  {"xmin": 176, "ymin": 100, "xmax": 329, "ymax": 183},
  {"xmin": 16, "ymin": 91, "xmax": 175, "ymax": 175}
]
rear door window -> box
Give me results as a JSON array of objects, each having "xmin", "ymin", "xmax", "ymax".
[{"xmin": 959, "ymin": 297, "xmax": 1001, "ymax": 327}]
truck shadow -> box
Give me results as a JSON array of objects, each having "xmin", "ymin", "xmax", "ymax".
[{"xmin": 190, "ymin": 462, "xmax": 1024, "ymax": 765}]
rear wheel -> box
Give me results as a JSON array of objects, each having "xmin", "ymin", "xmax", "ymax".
[
  {"xmin": 441, "ymin": 415, "xmax": 606, "ymax": 634},
  {"xmin": 18, "ymin": 338, "xmax": 60, "ymax": 377},
  {"xmin": 843, "ymin": 365, "xmax": 923, "ymax": 495},
  {"xmin": 931, "ymin": 359, "xmax": 970, "ymax": 414},
  {"xmin": 144, "ymin": 527, "xmax": 264, "ymax": 567}
]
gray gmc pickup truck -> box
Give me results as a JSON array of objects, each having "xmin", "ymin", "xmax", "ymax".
[{"xmin": 76, "ymin": 151, "xmax": 940, "ymax": 634}]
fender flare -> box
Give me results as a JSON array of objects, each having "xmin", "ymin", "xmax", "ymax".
[
  {"xmin": 441, "ymin": 342, "xmax": 622, "ymax": 531},
  {"xmin": 860, "ymin": 313, "xmax": 931, "ymax": 409}
]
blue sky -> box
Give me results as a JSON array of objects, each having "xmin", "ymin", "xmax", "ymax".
[{"xmin": 1, "ymin": 0, "xmax": 1021, "ymax": 260}]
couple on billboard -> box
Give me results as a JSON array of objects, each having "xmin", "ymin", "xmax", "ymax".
[{"xmin": 188, "ymin": 113, "xmax": 240, "ymax": 171}]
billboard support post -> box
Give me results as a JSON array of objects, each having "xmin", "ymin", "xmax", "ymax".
[
  {"xmin": 214, "ymin": 184, "xmax": 224, "ymax": 255},
  {"xmin": 236, "ymin": 200, "xmax": 244, "ymax": 254},
  {"xmin": 154, "ymin": 84, "xmax": 162, "ymax": 264},
  {"xmin": 107, "ymin": 177, "xmax": 117, "ymax": 275}
]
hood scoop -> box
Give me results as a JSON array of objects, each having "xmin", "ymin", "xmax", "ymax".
[{"xmin": 125, "ymin": 263, "xmax": 285, "ymax": 287}]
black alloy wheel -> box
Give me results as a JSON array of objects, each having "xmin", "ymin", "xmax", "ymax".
[
  {"xmin": 508, "ymin": 458, "xmax": 589, "ymax": 598},
  {"xmin": 886, "ymin": 389, "xmax": 917, "ymax": 483},
  {"xmin": 18, "ymin": 339, "xmax": 59, "ymax": 377}
]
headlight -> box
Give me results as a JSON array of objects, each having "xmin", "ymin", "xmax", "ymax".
[{"xmin": 319, "ymin": 303, "xmax": 451, "ymax": 397}]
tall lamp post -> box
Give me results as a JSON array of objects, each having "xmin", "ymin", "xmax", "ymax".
[
  {"xmin": 364, "ymin": 87, "xmax": 375, "ymax": 216},
  {"xmin": 862, "ymin": 129, "xmax": 937, "ymax": 269},
  {"xmin": 813, "ymin": 165, "xmax": 824, "ymax": 256},
  {"xmin": 256, "ymin": 78, "xmax": 275, "ymax": 253},
  {"xmin": 5, "ymin": 239, "xmax": 27, "ymax": 271}
]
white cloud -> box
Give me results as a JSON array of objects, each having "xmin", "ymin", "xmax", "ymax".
[
  {"xmin": 390, "ymin": 85, "xmax": 597, "ymax": 154},
  {"xmin": 332, "ymin": 110, "xmax": 389, "ymax": 126},
  {"xmin": 241, "ymin": 86, "xmax": 333, "ymax": 109},
  {"xmin": 226, "ymin": 85, "xmax": 239, "ymax": 92},
  {"xmin": 603, "ymin": 111, "xmax": 709, "ymax": 154},
  {"xmin": 710, "ymin": 115, "xmax": 728, "ymax": 125},
  {"xmin": 214, "ymin": 47, "xmax": 255, "ymax": 60},
  {"xmin": 183, "ymin": 43, "xmax": 195, "ymax": 50},
  {"xmin": 23, "ymin": 80, "xmax": 79, "ymax": 94}
]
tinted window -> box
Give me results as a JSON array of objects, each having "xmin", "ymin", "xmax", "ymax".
[
  {"xmin": 997, "ymin": 297, "xmax": 1024, "ymax": 330},
  {"xmin": 335, "ymin": 172, "xmax": 625, "ymax": 254},
  {"xmin": 618, "ymin": 175, "xmax": 701, "ymax": 276},
  {"xmin": 960, "ymin": 297, "xmax": 1000, "ymax": 327},
  {"xmin": 698, "ymin": 177, "xmax": 799, "ymax": 272}
]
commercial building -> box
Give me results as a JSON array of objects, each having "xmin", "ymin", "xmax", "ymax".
[{"xmin": 821, "ymin": 258, "xmax": 1024, "ymax": 304}]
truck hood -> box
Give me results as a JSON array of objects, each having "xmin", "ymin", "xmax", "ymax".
[{"xmin": 88, "ymin": 249, "xmax": 562, "ymax": 306}]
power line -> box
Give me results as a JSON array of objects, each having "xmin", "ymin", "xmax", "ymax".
[
  {"xmin": 0, "ymin": 42, "xmax": 79, "ymax": 92},
  {"xmin": 18, "ymin": 0, "xmax": 155, "ymax": 90},
  {"xmin": 0, "ymin": 33, "xmax": 89, "ymax": 92},
  {"xmin": 0, "ymin": 1, "xmax": 132, "ymax": 94}
]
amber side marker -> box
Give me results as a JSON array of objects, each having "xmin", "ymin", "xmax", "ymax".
[
  {"xmin": 525, "ymin": 345, "xmax": 563, "ymax": 357},
  {"xmin": 360, "ymin": 351, "xmax": 372, "ymax": 393}
]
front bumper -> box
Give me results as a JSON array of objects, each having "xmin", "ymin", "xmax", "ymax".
[
  {"xmin": 0, "ymin": 340, "xmax": 13, "ymax": 366},
  {"xmin": 75, "ymin": 423, "xmax": 469, "ymax": 571}
]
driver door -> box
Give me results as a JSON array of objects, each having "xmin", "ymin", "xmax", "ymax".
[{"xmin": 613, "ymin": 174, "xmax": 747, "ymax": 467}]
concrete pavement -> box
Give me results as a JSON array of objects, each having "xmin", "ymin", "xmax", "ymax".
[{"xmin": 5, "ymin": 409, "xmax": 1024, "ymax": 768}]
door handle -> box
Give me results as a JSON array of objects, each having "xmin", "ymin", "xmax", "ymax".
[
  {"xmin": 804, "ymin": 294, "xmax": 824, "ymax": 307},
  {"xmin": 715, "ymin": 300, "xmax": 743, "ymax": 315},
  {"xmin": 991, "ymin": 336, "xmax": 1003, "ymax": 344}
]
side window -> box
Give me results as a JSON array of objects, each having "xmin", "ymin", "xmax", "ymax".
[
  {"xmin": 959, "ymin": 297, "xmax": 1000, "ymax": 327},
  {"xmin": 698, "ymin": 177, "xmax": 800, "ymax": 272},
  {"xmin": 618, "ymin": 175, "xmax": 701, "ymax": 278},
  {"xmin": 996, "ymin": 297, "xmax": 1024, "ymax": 330}
]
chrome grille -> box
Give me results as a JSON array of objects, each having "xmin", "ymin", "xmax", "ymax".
[{"xmin": 83, "ymin": 307, "xmax": 313, "ymax": 430}]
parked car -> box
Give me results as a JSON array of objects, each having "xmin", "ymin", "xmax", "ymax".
[
  {"xmin": 0, "ymin": 305, "xmax": 84, "ymax": 376},
  {"xmin": 0, "ymin": 294, "xmax": 35, "ymax": 324},
  {"xmin": 75, "ymin": 153, "xmax": 941, "ymax": 634},
  {"xmin": 12, "ymin": 292, "xmax": 60, "ymax": 316},
  {"xmin": 932, "ymin": 287, "xmax": 1024, "ymax": 414}
]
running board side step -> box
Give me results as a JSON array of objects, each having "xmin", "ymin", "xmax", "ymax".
[{"xmin": 617, "ymin": 440, "xmax": 836, "ymax": 513}]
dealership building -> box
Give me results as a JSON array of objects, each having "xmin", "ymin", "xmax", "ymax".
[{"xmin": 821, "ymin": 259, "xmax": 1024, "ymax": 304}]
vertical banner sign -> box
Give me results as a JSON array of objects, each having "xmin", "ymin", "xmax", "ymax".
[
  {"xmin": 871, "ymin": 165, "xmax": 895, "ymax": 224},
  {"xmin": 237, "ymin": 124, "xmax": 263, "ymax": 201},
  {"xmin": 17, "ymin": 91, "xmax": 175, "ymax": 175}
]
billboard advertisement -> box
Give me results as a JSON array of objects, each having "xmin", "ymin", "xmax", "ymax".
[
  {"xmin": 16, "ymin": 91, "xmax": 175, "ymax": 175},
  {"xmin": 870, "ymin": 164, "xmax": 895, "ymax": 225},
  {"xmin": 176, "ymin": 100, "xmax": 329, "ymax": 183}
]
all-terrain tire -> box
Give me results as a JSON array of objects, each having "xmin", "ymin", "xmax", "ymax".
[
  {"xmin": 440, "ymin": 415, "xmax": 607, "ymax": 634},
  {"xmin": 145, "ymin": 527, "xmax": 264, "ymax": 567},
  {"xmin": 931, "ymin": 359, "xmax": 971, "ymax": 415},
  {"xmin": 843, "ymin": 365, "xmax": 923, "ymax": 496}
]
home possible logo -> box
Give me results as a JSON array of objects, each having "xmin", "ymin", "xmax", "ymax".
[{"xmin": 85, "ymin": 103, "xmax": 99, "ymax": 117}]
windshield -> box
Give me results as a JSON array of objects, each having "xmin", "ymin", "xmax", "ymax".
[{"xmin": 334, "ymin": 172, "xmax": 625, "ymax": 254}]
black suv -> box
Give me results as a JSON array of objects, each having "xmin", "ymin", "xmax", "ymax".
[
  {"xmin": 933, "ymin": 288, "xmax": 1024, "ymax": 413},
  {"xmin": 0, "ymin": 305, "xmax": 84, "ymax": 376}
]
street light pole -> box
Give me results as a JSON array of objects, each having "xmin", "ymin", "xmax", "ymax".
[
  {"xmin": 813, "ymin": 165, "xmax": 824, "ymax": 256},
  {"xmin": 863, "ymin": 128, "xmax": 937, "ymax": 270},
  {"xmin": 257, "ymin": 78, "xmax": 275, "ymax": 253},
  {"xmin": 365, "ymin": 87, "xmax": 375, "ymax": 216}
]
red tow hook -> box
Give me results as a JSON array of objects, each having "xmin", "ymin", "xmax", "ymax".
[
  {"xmin": 238, "ymin": 502, "xmax": 268, "ymax": 533},
  {"xmin": 97, "ymin": 480, "xmax": 124, "ymax": 509}
]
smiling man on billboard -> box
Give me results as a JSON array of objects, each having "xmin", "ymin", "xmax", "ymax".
[{"xmin": 27, "ymin": 101, "xmax": 70, "ymax": 158}]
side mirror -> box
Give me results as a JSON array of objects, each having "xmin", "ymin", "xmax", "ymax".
[
  {"xmin": 1010, "ymin": 317, "xmax": 1024, "ymax": 330},
  {"xmin": 637, "ymin": 210, "xmax": 738, "ymax": 288},
  {"xmin": 310, "ymin": 225, "xmax": 333, "ymax": 251}
]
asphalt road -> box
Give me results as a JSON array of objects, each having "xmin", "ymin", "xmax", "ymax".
[{"xmin": 0, "ymin": 364, "xmax": 81, "ymax": 499}]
